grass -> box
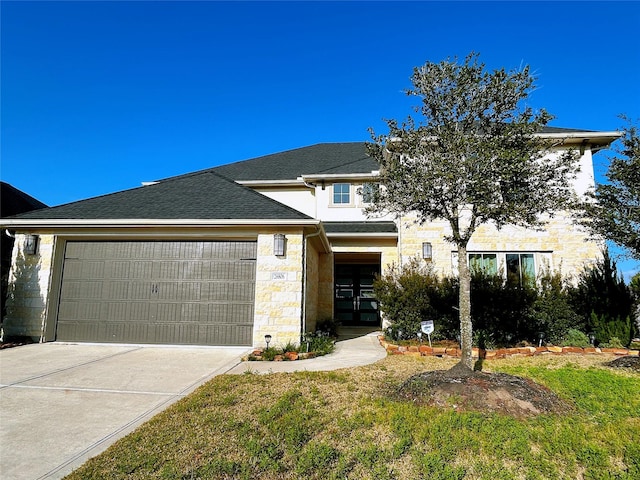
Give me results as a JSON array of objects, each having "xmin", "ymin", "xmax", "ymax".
[{"xmin": 65, "ymin": 355, "xmax": 639, "ymax": 480}]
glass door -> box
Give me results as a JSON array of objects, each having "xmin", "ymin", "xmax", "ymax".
[{"xmin": 334, "ymin": 264, "xmax": 380, "ymax": 326}]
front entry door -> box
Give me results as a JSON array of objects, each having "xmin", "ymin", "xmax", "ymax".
[{"xmin": 334, "ymin": 264, "xmax": 380, "ymax": 326}]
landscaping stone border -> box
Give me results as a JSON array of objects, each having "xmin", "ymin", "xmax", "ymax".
[{"xmin": 379, "ymin": 337, "xmax": 640, "ymax": 359}]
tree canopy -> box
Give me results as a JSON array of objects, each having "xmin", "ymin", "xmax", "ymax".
[
  {"xmin": 582, "ymin": 119, "xmax": 640, "ymax": 260},
  {"xmin": 366, "ymin": 53, "xmax": 581, "ymax": 369}
]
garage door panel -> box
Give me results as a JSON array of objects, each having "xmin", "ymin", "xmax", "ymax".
[
  {"xmin": 57, "ymin": 241, "xmax": 256, "ymax": 346},
  {"xmin": 59, "ymin": 280, "xmax": 103, "ymax": 300},
  {"xmin": 202, "ymin": 282, "xmax": 255, "ymax": 302}
]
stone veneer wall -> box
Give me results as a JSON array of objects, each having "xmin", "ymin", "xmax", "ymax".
[
  {"xmin": 253, "ymin": 232, "xmax": 304, "ymax": 348},
  {"xmin": 317, "ymin": 252, "xmax": 334, "ymax": 322},
  {"xmin": 2, "ymin": 234, "xmax": 54, "ymax": 341},
  {"xmin": 304, "ymin": 241, "xmax": 319, "ymax": 332},
  {"xmin": 398, "ymin": 212, "xmax": 602, "ymax": 279}
]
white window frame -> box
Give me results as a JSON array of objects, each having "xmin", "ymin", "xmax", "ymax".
[
  {"xmin": 453, "ymin": 251, "xmax": 541, "ymax": 284},
  {"xmin": 331, "ymin": 183, "xmax": 352, "ymax": 206}
]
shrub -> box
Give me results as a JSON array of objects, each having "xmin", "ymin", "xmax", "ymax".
[
  {"xmin": 526, "ymin": 271, "xmax": 581, "ymax": 345},
  {"xmin": 601, "ymin": 337, "xmax": 624, "ymax": 349},
  {"xmin": 561, "ymin": 329, "xmax": 591, "ymax": 348},
  {"xmin": 590, "ymin": 312, "xmax": 633, "ymax": 347},
  {"xmin": 374, "ymin": 257, "xmax": 447, "ymax": 341},
  {"xmin": 570, "ymin": 250, "xmax": 633, "ymax": 330},
  {"xmin": 302, "ymin": 331, "xmax": 335, "ymax": 356},
  {"xmin": 314, "ymin": 318, "xmax": 340, "ymax": 338},
  {"xmin": 470, "ymin": 269, "xmax": 536, "ymax": 345}
]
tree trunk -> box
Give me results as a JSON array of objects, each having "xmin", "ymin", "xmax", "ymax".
[{"xmin": 458, "ymin": 244, "xmax": 473, "ymax": 370}]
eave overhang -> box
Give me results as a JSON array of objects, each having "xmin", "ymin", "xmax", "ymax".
[
  {"xmin": 534, "ymin": 131, "xmax": 622, "ymax": 150},
  {"xmin": 325, "ymin": 232, "xmax": 398, "ymax": 239},
  {"xmin": 0, "ymin": 218, "xmax": 322, "ymax": 229},
  {"xmin": 300, "ymin": 172, "xmax": 380, "ymax": 183}
]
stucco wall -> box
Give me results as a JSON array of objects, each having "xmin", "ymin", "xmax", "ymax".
[
  {"xmin": 254, "ymin": 187, "xmax": 317, "ymax": 218},
  {"xmin": 2, "ymin": 234, "xmax": 54, "ymax": 341},
  {"xmin": 253, "ymin": 232, "xmax": 304, "ymax": 348}
]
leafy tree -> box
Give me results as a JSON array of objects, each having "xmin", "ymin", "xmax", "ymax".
[
  {"xmin": 569, "ymin": 249, "xmax": 635, "ymax": 345},
  {"xmin": 631, "ymin": 273, "xmax": 640, "ymax": 338},
  {"xmin": 582, "ymin": 118, "xmax": 640, "ymax": 260},
  {"xmin": 366, "ymin": 53, "xmax": 580, "ymax": 370}
]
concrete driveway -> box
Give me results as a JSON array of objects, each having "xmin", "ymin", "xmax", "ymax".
[{"xmin": 0, "ymin": 343, "xmax": 245, "ymax": 480}]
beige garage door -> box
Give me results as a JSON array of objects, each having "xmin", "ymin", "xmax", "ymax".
[{"xmin": 56, "ymin": 241, "xmax": 256, "ymax": 345}]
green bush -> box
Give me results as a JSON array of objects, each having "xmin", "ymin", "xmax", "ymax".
[
  {"xmin": 570, "ymin": 250, "xmax": 634, "ymax": 331},
  {"xmin": 470, "ymin": 269, "xmax": 537, "ymax": 345},
  {"xmin": 302, "ymin": 331, "xmax": 335, "ymax": 356},
  {"xmin": 526, "ymin": 271, "xmax": 581, "ymax": 345},
  {"xmin": 601, "ymin": 337, "xmax": 624, "ymax": 349},
  {"xmin": 374, "ymin": 257, "xmax": 451, "ymax": 341},
  {"xmin": 374, "ymin": 251, "xmax": 634, "ymax": 348},
  {"xmin": 561, "ymin": 329, "xmax": 591, "ymax": 348},
  {"xmin": 590, "ymin": 312, "xmax": 633, "ymax": 347}
]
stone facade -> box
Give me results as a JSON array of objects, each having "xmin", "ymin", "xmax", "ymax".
[
  {"xmin": 304, "ymin": 240, "xmax": 319, "ymax": 332},
  {"xmin": 253, "ymin": 232, "xmax": 304, "ymax": 349},
  {"xmin": 397, "ymin": 212, "xmax": 602, "ymax": 280},
  {"xmin": 2, "ymin": 234, "xmax": 54, "ymax": 341}
]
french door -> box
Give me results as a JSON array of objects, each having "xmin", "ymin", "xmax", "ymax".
[{"xmin": 334, "ymin": 264, "xmax": 380, "ymax": 326}]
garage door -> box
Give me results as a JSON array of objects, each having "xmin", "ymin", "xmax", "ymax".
[{"xmin": 56, "ymin": 241, "xmax": 257, "ymax": 346}]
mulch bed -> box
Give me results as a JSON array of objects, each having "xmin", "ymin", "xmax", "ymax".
[
  {"xmin": 396, "ymin": 367, "xmax": 572, "ymax": 418},
  {"xmin": 605, "ymin": 355, "xmax": 640, "ymax": 371}
]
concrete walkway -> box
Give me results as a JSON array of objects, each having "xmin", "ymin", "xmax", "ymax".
[
  {"xmin": 0, "ymin": 331, "xmax": 385, "ymax": 479},
  {"xmin": 226, "ymin": 330, "xmax": 385, "ymax": 374}
]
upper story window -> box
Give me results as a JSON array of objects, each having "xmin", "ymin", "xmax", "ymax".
[
  {"xmin": 360, "ymin": 183, "xmax": 379, "ymax": 204},
  {"xmin": 333, "ymin": 183, "xmax": 351, "ymax": 204}
]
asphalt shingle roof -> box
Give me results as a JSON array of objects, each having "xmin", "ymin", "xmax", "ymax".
[
  {"xmin": 323, "ymin": 221, "xmax": 397, "ymax": 234},
  {"xmin": 209, "ymin": 142, "xmax": 378, "ymax": 181},
  {"xmin": 11, "ymin": 171, "xmax": 312, "ymax": 221},
  {"xmin": 6, "ymin": 132, "xmax": 603, "ymax": 222}
]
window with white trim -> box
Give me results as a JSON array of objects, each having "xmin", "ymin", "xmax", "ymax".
[
  {"xmin": 466, "ymin": 252, "xmax": 536, "ymax": 285},
  {"xmin": 333, "ymin": 183, "xmax": 351, "ymax": 204},
  {"xmin": 506, "ymin": 253, "xmax": 535, "ymax": 285},
  {"xmin": 469, "ymin": 253, "xmax": 498, "ymax": 275}
]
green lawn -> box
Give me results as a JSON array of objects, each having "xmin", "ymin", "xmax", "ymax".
[{"xmin": 65, "ymin": 355, "xmax": 639, "ymax": 480}]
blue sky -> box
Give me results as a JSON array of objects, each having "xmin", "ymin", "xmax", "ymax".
[{"xmin": 1, "ymin": 1, "xmax": 639, "ymax": 277}]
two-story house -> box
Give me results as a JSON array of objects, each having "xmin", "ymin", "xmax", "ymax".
[{"xmin": 0, "ymin": 128, "xmax": 620, "ymax": 348}]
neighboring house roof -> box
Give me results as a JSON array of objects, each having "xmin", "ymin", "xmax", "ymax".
[
  {"xmin": 323, "ymin": 221, "xmax": 398, "ymax": 234},
  {"xmin": 6, "ymin": 171, "xmax": 312, "ymax": 222},
  {"xmin": 0, "ymin": 182, "xmax": 48, "ymax": 217}
]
